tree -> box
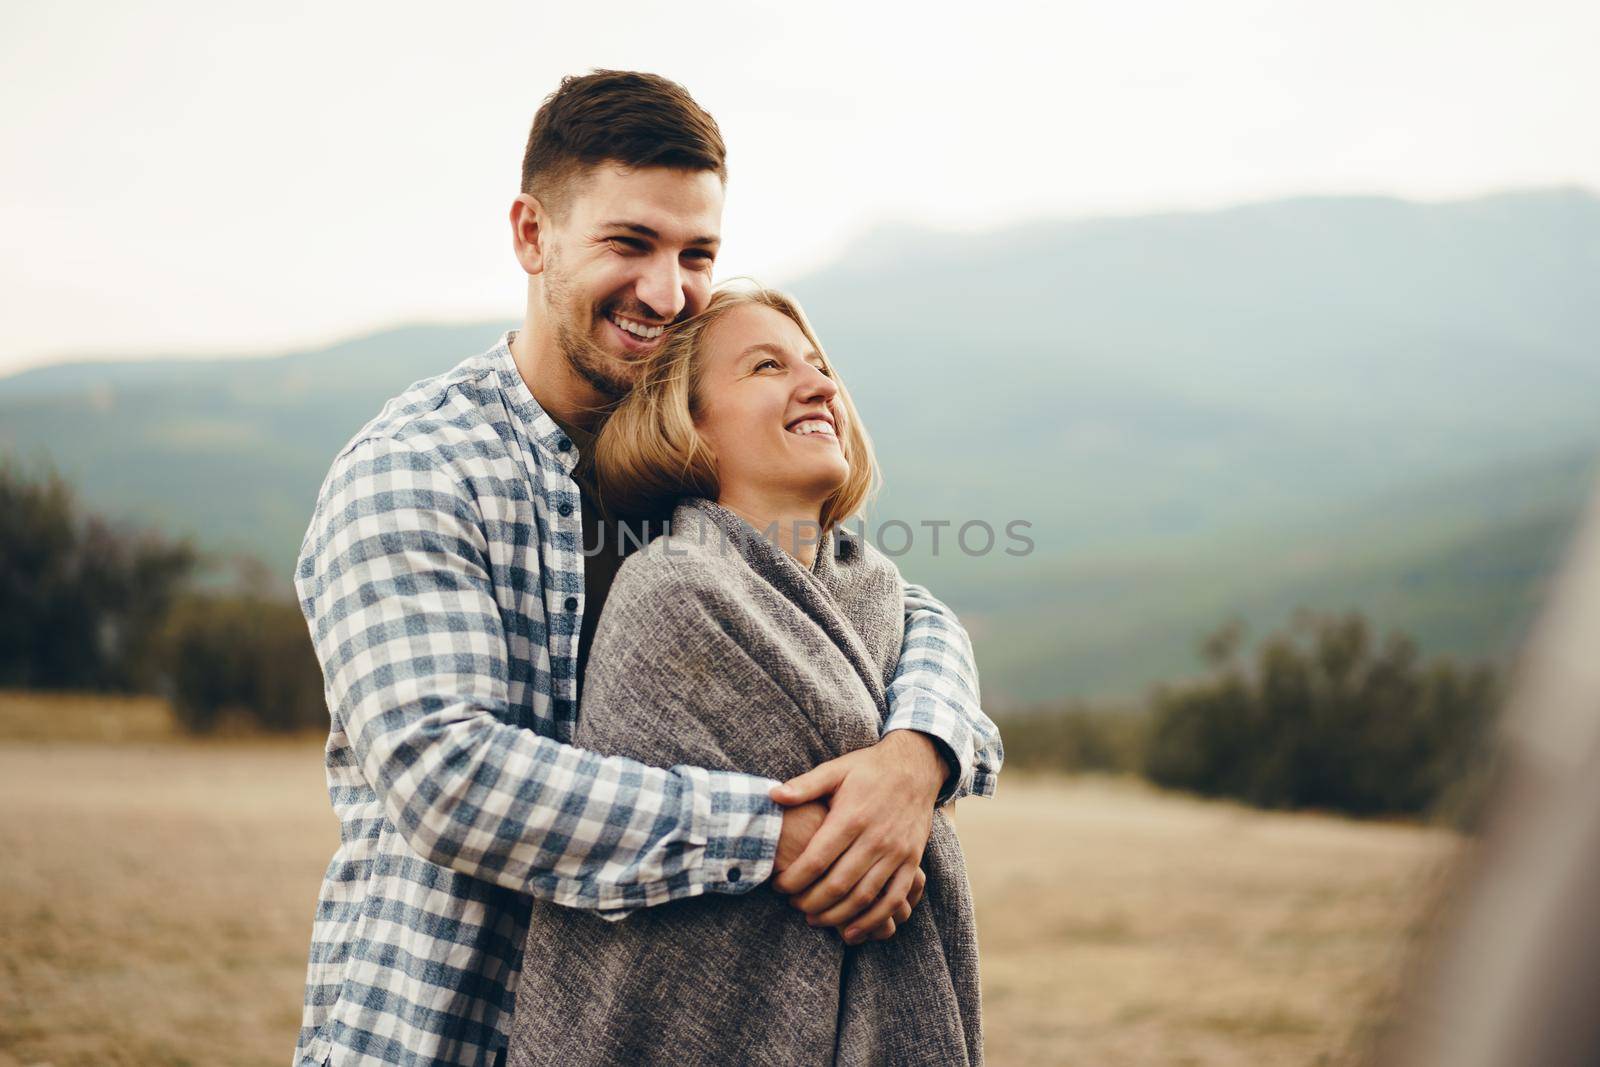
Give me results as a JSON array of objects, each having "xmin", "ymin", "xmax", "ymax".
[
  {"xmin": 1145, "ymin": 611, "xmax": 1501, "ymax": 821},
  {"xmin": 0, "ymin": 458, "xmax": 195, "ymax": 690},
  {"xmin": 162, "ymin": 592, "xmax": 326, "ymax": 734}
]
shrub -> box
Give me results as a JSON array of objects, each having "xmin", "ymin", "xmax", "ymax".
[
  {"xmin": 1144, "ymin": 611, "xmax": 1501, "ymax": 824},
  {"xmin": 161, "ymin": 593, "xmax": 326, "ymax": 734},
  {"xmin": 0, "ymin": 458, "xmax": 195, "ymax": 691},
  {"xmin": 991, "ymin": 703, "xmax": 1148, "ymax": 775}
]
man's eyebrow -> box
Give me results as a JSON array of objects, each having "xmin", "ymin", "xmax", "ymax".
[{"xmin": 601, "ymin": 221, "xmax": 720, "ymax": 247}]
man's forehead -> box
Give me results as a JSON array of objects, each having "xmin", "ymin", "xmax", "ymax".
[{"xmin": 571, "ymin": 162, "xmax": 723, "ymax": 243}]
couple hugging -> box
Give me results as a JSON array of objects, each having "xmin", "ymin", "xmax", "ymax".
[{"xmin": 292, "ymin": 69, "xmax": 1004, "ymax": 1067}]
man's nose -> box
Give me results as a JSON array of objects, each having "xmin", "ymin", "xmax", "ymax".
[{"xmin": 634, "ymin": 255, "xmax": 686, "ymax": 322}]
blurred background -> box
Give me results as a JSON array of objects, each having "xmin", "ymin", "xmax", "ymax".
[{"xmin": 3, "ymin": 1, "xmax": 1597, "ymax": 1064}]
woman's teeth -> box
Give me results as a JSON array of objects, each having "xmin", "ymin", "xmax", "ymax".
[
  {"xmin": 788, "ymin": 420, "xmax": 836, "ymax": 437},
  {"xmin": 611, "ymin": 315, "xmax": 664, "ymax": 340}
]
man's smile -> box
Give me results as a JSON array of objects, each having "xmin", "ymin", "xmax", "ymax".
[{"xmin": 606, "ymin": 312, "xmax": 667, "ymax": 352}]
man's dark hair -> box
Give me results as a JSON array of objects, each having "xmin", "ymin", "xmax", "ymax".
[{"xmin": 521, "ymin": 70, "xmax": 727, "ymax": 217}]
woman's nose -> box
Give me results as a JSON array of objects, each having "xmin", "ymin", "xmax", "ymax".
[{"xmin": 798, "ymin": 363, "xmax": 838, "ymax": 402}]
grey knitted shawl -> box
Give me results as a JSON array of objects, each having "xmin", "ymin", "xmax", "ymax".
[{"xmin": 507, "ymin": 498, "xmax": 981, "ymax": 1067}]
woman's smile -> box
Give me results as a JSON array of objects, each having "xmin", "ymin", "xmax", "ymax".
[{"xmin": 785, "ymin": 412, "xmax": 838, "ymax": 444}]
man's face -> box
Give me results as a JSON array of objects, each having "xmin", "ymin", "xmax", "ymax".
[{"xmin": 541, "ymin": 162, "xmax": 724, "ymax": 399}]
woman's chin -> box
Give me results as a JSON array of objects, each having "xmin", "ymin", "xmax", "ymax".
[
  {"xmin": 723, "ymin": 461, "xmax": 849, "ymax": 513},
  {"xmin": 804, "ymin": 464, "xmax": 851, "ymax": 504}
]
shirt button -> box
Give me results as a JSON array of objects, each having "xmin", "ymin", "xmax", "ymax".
[
  {"xmin": 557, "ymin": 437, "xmax": 572, "ymax": 452},
  {"xmin": 564, "ymin": 596, "xmax": 579, "ymax": 611},
  {"xmin": 727, "ymin": 867, "xmax": 742, "ymax": 883},
  {"xmin": 558, "ymin": 503, "xmax": 573, "ymax": 517}
]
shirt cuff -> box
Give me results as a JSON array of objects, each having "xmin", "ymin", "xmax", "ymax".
[{"xmin": 681, "ymin": 765, "xmax": 784, "ymax": 892}]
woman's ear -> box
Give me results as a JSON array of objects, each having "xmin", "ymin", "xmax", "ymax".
[{"xmin": 510, "ymin": 193, "xmax": 551, "ymax": 276}]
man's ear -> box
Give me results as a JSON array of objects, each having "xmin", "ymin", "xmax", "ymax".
[{"xmin": 510, "ymin": 193, "xmax": 552, "ymax": 276}]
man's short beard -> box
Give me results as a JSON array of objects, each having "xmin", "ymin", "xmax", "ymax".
[{"xmin": 545, "ymin": 250, "xmax": 635, "ymax": 403}]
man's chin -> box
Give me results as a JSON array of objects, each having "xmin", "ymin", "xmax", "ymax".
[
  {"xmin": 596, "ymin": 331, "xmax": 662, "ymax": 376},
  {"xmin": 572, "ymin": 349, "xmax": 643, "ymax": 400}
]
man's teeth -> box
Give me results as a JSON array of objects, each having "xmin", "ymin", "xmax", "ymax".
[
  {"xmin": 611, "ymin": 315, "xmax": 664, "ymax": 340},
  {"xmin": 789, "ymin": 420, "xmax": 836, "ymax": 436}
]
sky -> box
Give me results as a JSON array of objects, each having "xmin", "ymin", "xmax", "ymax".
[{"xmin": 2, "ymin": 0, "xmax": 1596, "ymax": 376}]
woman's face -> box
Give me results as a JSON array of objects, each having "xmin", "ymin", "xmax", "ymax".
[{"xmin": 693, "ymin": 303, "xmax": 849, "ymax": 510}]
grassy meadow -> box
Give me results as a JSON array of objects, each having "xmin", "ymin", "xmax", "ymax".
[{"xmin": 0, "ymin": 692, "xmax": 1463, "ymax": 1067}]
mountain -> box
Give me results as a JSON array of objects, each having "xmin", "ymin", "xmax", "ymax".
[
  {"xmin": 4, "ymin": 188, "xmax": 1597, "ymax": 703},
  {"xmin": 795, "ymin": 186, "xmax": 1600, "ymax": 555},
  {"xmin": 0, "ymin": 323, "xmax": 513, "ymax": 572}
]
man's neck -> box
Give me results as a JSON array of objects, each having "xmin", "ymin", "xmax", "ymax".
[
  {"xmin": 508, "ymin": 320, "xmax": 608, "ymax": 433},
  {"xmin": 717, "ymin": 493, "xmax": 828, "ymax": 569}
]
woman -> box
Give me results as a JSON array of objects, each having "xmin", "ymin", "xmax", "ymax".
[{"xmin": 507, "ymin": 286, "xmax": 982, "ymax": 1067}]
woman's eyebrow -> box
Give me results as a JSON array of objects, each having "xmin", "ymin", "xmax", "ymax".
[
  {"xmin": 738, "ymin": 343, "xmax": 786, "ymax": 363},
  {"xmin": 736, "ymin": 343, "xmax": 824, "ymax": 367}
]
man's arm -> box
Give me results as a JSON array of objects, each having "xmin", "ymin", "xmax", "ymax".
[
  {"xmin": 769, "ymin": 569, "xmax": 1003, "ymax": 941},
  {"xmin": 883, "ymin": 578, "xmax": 1004, "ymax": 802},
  {"xmin": 297, "ymin": 435, "xmax": 783, "ymax": 916}
]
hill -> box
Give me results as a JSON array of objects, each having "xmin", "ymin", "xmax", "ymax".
[{"xmin": 3, "ymin": 188, "xmax": 1596, "ymax": 701}]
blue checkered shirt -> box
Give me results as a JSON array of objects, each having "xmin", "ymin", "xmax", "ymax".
[{"xmin": 291, "ymin": 331, "xmax": 1002, "ymax": 1067}]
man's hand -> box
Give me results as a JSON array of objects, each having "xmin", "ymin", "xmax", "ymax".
[
  {"xmin": 857, "ymin": 865, "xmax": 926, "ymax": 942},
  {"xmin": 769, "ymin": 731, "xmax": 947, "ymax": 943},
  {"xmin": 774, "ymin": 800, "xmax": 926, "ymax": 942}
]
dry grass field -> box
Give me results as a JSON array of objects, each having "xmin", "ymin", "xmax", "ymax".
[{"xmin": 0, "ymin": 692, "xmax": 1463, "ymax": 1067}]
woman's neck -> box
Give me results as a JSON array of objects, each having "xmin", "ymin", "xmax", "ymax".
[{"xmin": 716, "ymin": 490, "xmax": 826, "ymax": 569}]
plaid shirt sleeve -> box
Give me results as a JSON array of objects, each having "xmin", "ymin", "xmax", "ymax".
[
  {"xmin": 297, "ymin": 434, "xmax": 782, "ymax": 915},
  {"xmin": 883, "ymin": 578, "xmax": 1004, "ymax": 803}
]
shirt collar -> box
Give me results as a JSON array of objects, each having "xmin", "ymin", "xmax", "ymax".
[{"xmin": 491, "ymin": 329, "xmax": 581, "ymax": 473}]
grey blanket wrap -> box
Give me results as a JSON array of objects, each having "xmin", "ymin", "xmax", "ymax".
[{"xmin": 507, "ymin": 498, "xmax": 982, "ymax": 1066}]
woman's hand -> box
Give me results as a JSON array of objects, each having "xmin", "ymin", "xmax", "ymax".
[{"xmin": 773, "ymin": 800, "xmax": 829, "ymax": 875}]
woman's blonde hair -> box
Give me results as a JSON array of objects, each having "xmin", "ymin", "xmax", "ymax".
[{"xmin": 594, "ymin": 283, "xmax": 879, "ymax": 533}]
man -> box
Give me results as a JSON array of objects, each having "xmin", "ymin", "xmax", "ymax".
[{"xmin": 292, "ymin": 70, "xmax": 1002, "ymax": 1067}]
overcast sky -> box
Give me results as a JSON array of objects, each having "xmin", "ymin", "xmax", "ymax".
[{"xmin": 2, "ymin": 0, "xmax": 1595, "ymax": 376}]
